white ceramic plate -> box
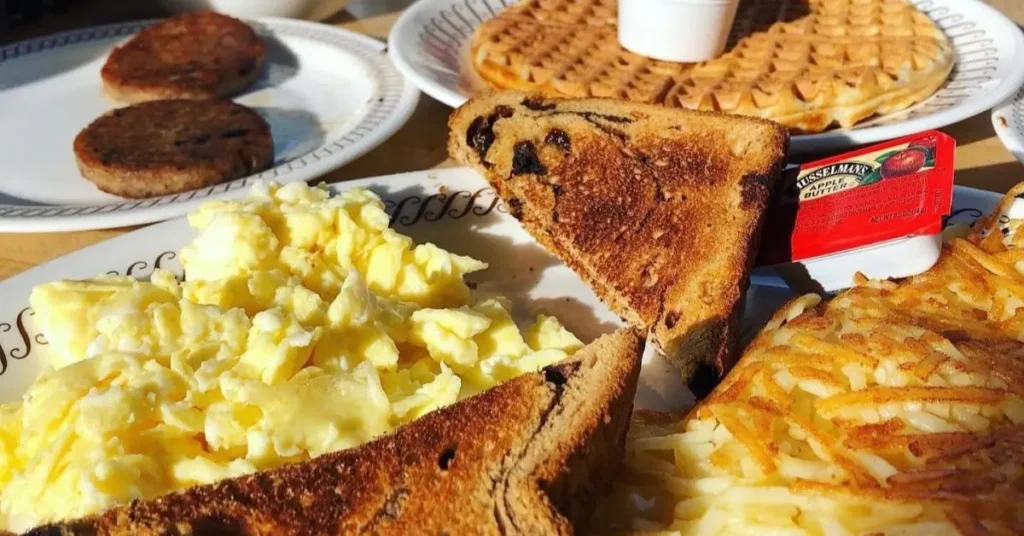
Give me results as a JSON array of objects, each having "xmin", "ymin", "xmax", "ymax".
[
  {"xmin": 0, "ymin": 18, "xmax": 420, "ymax": 233},
  {"xmin": 388, "ymin": 0, "xmax": 1024, "ymax": 154},
  {"xmin": 992, "ymin": 79, "xmax": 1024, "ymax": 165},
  {"xmin": 0, "ymin": 167, "xmax": 1002, "ymax": 412}
]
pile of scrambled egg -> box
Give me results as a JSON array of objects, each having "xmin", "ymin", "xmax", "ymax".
[{"xmin": 0, "ymin": 182, "xmax": 582, "ymax": 531}]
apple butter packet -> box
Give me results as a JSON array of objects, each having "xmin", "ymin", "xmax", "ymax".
[{"xmin": 756, "ymin": 130, "xmax": 955, "ymax": 292}]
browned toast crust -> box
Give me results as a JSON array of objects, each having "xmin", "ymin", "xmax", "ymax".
[
  {"xmin": 73, "ymin": 99, "xmax": 274, "ymax": 199},
  {"xmin": 25, "ymin": 329, "xmax": 644, "ymax": 535},
  {"xmin": 447, "ymin": 93, "xmax": 788, "ymax": 394},
  {"xmin": 101, "ymin": 11, "xmax": 265, "ymax": 103}
]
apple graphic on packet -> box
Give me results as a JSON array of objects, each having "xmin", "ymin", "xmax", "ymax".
[
  {"xmin": 880, "ymin": 149, "xmax": 927, "ymax": 179},
  {"xmin": 907, "ymin": 136, "xmax": 938, "ymax": 160}
]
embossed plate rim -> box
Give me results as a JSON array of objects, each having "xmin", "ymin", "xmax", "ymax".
[
  {"xmin": 0, "ymin": 167, "xmax": 1004, "ymax": 410},
  {"xmin": 991, "ymin": 74, "xmax": 1024, "ymax": 166}
]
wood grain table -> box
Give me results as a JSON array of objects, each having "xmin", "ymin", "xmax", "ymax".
[{"xmin": 1, "ymin": 1, "xmax": 1023, "ymax": 281}]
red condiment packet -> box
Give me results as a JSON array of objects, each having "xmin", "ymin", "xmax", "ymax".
[{"xmin": 757, "ymin": 130, "xmax": 955, "ymax": 267}]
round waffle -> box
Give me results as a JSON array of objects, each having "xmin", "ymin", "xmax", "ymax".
[{"xmin": 471, "ymin": 0, "xmax": 954, "ymax": 133}]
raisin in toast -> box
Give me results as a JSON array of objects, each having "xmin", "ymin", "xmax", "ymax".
[
  {"xmin": 23, "ymin": 329, "xmax": 644, "ymax": 535},
  {"xmin": 448, "ymin": 93, "xmax": 788, "ymax": 395}
]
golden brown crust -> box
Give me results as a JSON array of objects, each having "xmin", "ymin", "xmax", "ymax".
[
  {"xmin": 73, "ymin": 100, "xmax": 274, "ymax": 199},
  {"xmin": 447, "ymin": 92, "xmax": 788, "ymax": 393},
  {"xmin": 101, "ymin": 11, "xmax": 265, "ymax": 103},
  {"xmin": 25, "ymin": 329, "xmax": 644, "ymax": 536},
  {"xmin": 597, "ymin": 188, "xmax": 1024, "ymax": 533},
  {"xmin": 605, "ymin": 228, "xmax": 1024, "ymax": 531}
]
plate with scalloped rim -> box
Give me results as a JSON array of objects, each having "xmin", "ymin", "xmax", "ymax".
[
  {"xmin": 992, "ymin": 78, "xmax": 1024, "ymax": 165},
  {"xmin": 0, "ymin": 167, "xmax": 1004, "ymax": 414},
  {"xmin": 0, "ymin": 17, "xmax": 420, "ymax": 233},
  {"xmin": 388, "ymin": 0, "xmax": 1024, "ymax": 154}
]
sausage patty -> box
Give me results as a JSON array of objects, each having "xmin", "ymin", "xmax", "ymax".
[
  {"xmin": 73, "ymin": 100, "xmax": 274, "ymax": 199},
  {"xmin": 101, "ymin": 11, "xmax": 266, "ymax": 103}
]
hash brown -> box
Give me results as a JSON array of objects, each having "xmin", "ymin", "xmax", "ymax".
[
  {"xmin": 596, "ymin": 185, "xmax": 1024, "ymax": 534},
  {"xmin": 101, "ymin": 11, "xmax": 265, "ymax": 103},
  {"xmin": 73, "ymin": 99, "xmax": 273, "ymax": 199}
]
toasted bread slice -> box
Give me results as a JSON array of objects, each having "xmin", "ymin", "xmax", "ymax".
[
  {"xmin": 448, "ymin": 93, "xmax": 788, "ymax": 395},
  {"xmin": 73, "ymin": 99, "xmax": 274, "ymax": 199},
  {"xmin": 101, "ymin": 11, "xmax": 265, "ymax": 103},
  {"xmin": 24, "ymin": 328, "xmax": 644, "ymax": 535}
]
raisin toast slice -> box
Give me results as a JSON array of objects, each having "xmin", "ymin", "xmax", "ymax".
[
  {"xmin": 448, "ymin": 93, "xmax": 788, "ymax": 395},
  {"xmin": 24, "ymin": 329, "xmax": 643, "ymax": 536}
]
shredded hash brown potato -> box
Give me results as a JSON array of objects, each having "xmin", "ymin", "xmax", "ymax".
[{"xmin": 596, "ymin": 186, "xmax": 1024, "ymax": 535}]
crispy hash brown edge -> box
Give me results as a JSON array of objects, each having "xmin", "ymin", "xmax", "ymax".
[{"xmin": 596, "ymin": 185, "xmax": 1024, "ymax": 534}]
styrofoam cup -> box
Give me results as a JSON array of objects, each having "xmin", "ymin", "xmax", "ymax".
[{"xmin": 618, "ymin": 0, "xmax": 740, "ymax": 62}]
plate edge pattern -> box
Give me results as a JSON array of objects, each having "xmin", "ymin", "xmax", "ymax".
[
  {"xmin": 1011, "ymin": 85, "xmax": 1024, "ymax": 141},
  {"xmin": 0, "ymin": 184, "xmax": 998, "ymax": 373},
  {"xmin": 0, "ymin": 184, "xmax": 506, "ymax": 368}
]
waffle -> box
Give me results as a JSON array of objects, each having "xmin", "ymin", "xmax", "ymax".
[
  {"xmin": 592, "ymin": 186, "xmax": 1024, "ymax": 534},
  {"xmin": 471, "ymin": 0, "xmax": 955, "ymax": 133}
]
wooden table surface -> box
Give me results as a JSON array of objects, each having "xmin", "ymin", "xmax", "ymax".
[{"xmin": 1, "ymin": 1, "xmax": 1023, "ymax": 281}]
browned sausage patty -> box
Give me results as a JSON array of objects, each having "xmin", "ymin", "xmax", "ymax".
[
  {"xmin": 73, "ymin": 100, "xmax": 274, "ymax": 199},
  {"xmin": 101, "ymin": 11, "xmax": 266, "ymax": 103}
]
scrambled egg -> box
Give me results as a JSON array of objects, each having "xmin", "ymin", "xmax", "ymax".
[{"xmin": 0, "ymin": 182, "xmax": 582, "ymax": 531}]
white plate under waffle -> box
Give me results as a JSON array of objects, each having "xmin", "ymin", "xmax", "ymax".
[
  {"xmin": 0, "ymin": 18, "xmax": 420, "ymax": 233},
  {"xmin": 388, "ymin": 0, "xmax": 1024, "ymax": 154},
  {"xmin": 0, "ymin": 167, "xmax": 1002, "ymax": 412}
]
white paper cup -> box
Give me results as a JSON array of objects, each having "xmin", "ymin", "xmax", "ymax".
[{"xmin": 618, "ymin": 0, "xmax": 740, "ymax": 62}]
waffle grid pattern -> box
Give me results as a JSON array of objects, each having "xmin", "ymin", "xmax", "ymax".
[{"xmin": 470, "ymin": 0, "xmax": 955, "ymax": 132}]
